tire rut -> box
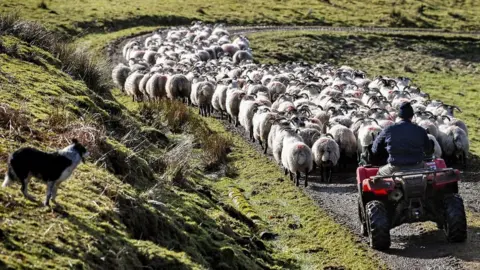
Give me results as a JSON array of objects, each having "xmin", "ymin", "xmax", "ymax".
[{"xmin": 108, "ymin": 25, "xmax": 480, "ymax": 270}]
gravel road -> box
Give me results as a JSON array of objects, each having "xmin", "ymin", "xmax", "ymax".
[{"xmin": 108, "ymin": 25, "xmax": 480, "ymax": 270}]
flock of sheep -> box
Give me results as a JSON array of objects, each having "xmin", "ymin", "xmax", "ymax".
[{"xmin": 112, "ymin": 22, "xmax": 470, "ymax": 186}]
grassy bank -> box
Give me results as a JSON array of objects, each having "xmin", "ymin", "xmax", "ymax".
[
  {"xmin": 3, "ymin": 0, "xmax": 480, "ymax": 37},
  {"xmin": 249, "ymin": 31, "xmax": 480, "ymax": 156}
]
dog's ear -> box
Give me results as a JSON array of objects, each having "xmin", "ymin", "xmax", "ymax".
[{"xmin": 72, "ymin": 138, "xmax": 79, "ymax": 144}]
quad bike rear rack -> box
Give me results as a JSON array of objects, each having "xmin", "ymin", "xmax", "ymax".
[{"xmin": 371, "ymin": 168, "xmax": 458, "ymax": 182}]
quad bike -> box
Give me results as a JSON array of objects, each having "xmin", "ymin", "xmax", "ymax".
[{"xmin": 357, "ymin": 158, "xmax": 467, "ymax": 250}]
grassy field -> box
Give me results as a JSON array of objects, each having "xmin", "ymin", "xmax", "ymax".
[
  {"xmin": 2, "ymin": 0, "xmax": 480, "ymax": 37},
  {"xmin": 249, "ymin": 31, "xmax": 480, "ymax": 156}
]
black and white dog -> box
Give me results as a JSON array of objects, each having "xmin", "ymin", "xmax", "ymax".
[{"xmin": 2, "ymin": 139, "xmax": 89, "ymax": 206}]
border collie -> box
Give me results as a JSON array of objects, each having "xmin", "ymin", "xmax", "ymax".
[{"xmin": 2, "ymin": 139, "xmax": 89, "ymax": 206}]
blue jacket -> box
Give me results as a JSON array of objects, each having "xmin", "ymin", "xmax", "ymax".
[{"xmin": 372, "ymin": 120, "xmax": 432, "ymax": 166}]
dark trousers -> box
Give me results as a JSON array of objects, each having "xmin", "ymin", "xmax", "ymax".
[{"xmin": 377, "ymin": 162, "xmax": 424, "ymax": 176}]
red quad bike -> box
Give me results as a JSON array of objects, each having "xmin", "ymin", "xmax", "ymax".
[{"xmin": 357, "ymin": 159, "xmax": 467, "ymax": 250}]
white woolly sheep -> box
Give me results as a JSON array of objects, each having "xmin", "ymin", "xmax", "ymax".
[
  {"xmin": 239, "ymin": 96, "xmax": 260, "ymax": 141},
  {"xmin": 327, "ymin": 124, "xmax": 357, "ymax": 168},
  {"xmin": 281, "ymin": 128, "xmax": 313, "ymax": 187},
  {"xmin": 438, "ymin": 124, "xmax": 469, "ymax": 168},
  {"xmin": 112, "ymin": 63, "xmax": 131, "ymax": 91},
  {"xmin": 312, "ymin": 135, "xmax": 340, "ymax": 183},
  {"xmin": 124, "ymin": 70, "xmax": 145, "ymax": 102},
  {"xmin": 145, "ymin": 73, "xmax": 168, "ymax": 101},
  {"xmin": 226, "ymin": 89, "xmax": 246, "ymax": 126},
  {"xmin": 196, "ymin": 81, "xmax": 216, "ymax": 117},
  {"xmin": 252, "ymin": 106, "xmax": 277, "ymax": 153},
  {"xmin": 233, "ymin": 50, "xmax": 253, "ymax": 65},
  {"xmin": 166, "ymin": 74, "xmax": 191, "ymax": 104}
]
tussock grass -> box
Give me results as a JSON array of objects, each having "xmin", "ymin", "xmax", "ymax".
[
  {"xmin": 0, "ymin": 103, "xmax": 32, "ymax": 137},
  {"xmin": 140, "ymin": 101, "xmax": 232, "ymax": 168},
  {"xmin": 0, "ymin": 13, "xmax": 112, "ymax": 97}
]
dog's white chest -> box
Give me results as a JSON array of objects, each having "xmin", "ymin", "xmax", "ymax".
[{"xmin": 57, "ymin": 164, "xmax": 77, "ymax": 183}]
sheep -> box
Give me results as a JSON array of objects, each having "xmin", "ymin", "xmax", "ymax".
[
  {"xmin": 166, "ymin": 74, "xmax": 191, "ymax": 104},
  {"xmin": 297, "ymin": 127, "xmax": 321, "ymax": 148},
  {"xmin": 252, "ymin": 107, "xmax": 277, "ymax": 153},
  {"xmin": 438, "ymin": 124, "xmax": 469, "ymax": 168},
  {"xmin": 124, "ymin": 70, "xmax": 145, "ymax": 102},
  {"xmin": 233, "ymin": 50, "xmax": 253, "ymax": 65},
  {"xmin": 327, "ymin": 124, "xmax": 357, "ymax": 168},
  {"xmin": 312, "ymin": 135, "xmax": 340, "ymax": 183},
  {"xmin": 238, "ymin": 95, "xmax": 260, "ymax": 141},
  {"xmin": 441, "ymin": 116, "xmax": 468, "ymax": 137},
  {"xmin": 356, "ymin": 120, "xmax": 382, "ymax": 164},
  {"xmin": 139, "ymin": 72, "xmax": 153, "ymax": 100},
  {"xmin": 123, "ymin": 40, "xmax": 139, "ymax": 59},
  {"xmin": 111, "ymin": 63, "xmax": 130, "ymax": 91},
  {"xmin": 226, "ymin": 89, "xmax": 246, "ymax": 126},
  {"xmin": 427, "ymin": 133, "xmax": 442, "ymax": 159},
  {"xmin": 212, "ymin": 84, "xmax": 227, "ymax": 118},
  {"xmin": 267, "ymin": 81, "xmax": 287, "ymax": 102},
  {"xmin": 143, "ymin": 50, "xmax": 157, "ymax": 66},
  {"xmin": 196, "ymin": 81, "xmax": 216, "ymax": 117},
  {"xmin": 281, "ymin": 127, "xmax": 313, "ymax": 187},
  {"xmin": 234, "ymin": 35, "xmax": 250, "ymax": 50},
  {"xmin": 221, "ymin": 43, "xmax": 240, "ymax": 56},
  {"xmin": 145, "ymin": 72, "xmax": 168, "ymax": 101},
  {"xmin": 269, "ymin": 118, "xmax": 292, "ymax": 166}
]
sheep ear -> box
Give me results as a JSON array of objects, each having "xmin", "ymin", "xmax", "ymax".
[{"xmin": 71, "ymin": 138, "xmax": 79, "ymax": 144}]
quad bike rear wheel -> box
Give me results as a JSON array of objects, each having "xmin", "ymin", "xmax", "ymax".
[
  {"xmin": 443, "ymin": 194, "xmax": 467, "ymax": 243},
  {"xmin": 366, "ymin": 200, "xmax": 391, "ymax": 250}
]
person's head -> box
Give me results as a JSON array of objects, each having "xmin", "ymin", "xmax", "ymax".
[{"xmin": 398, "ymin": 101, "xmax": 414, "ymax": 121}]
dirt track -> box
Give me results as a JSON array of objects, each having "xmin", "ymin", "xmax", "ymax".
[{"xmin": 108, "ymin": 25, "xmax": 480, "ymax": 270}]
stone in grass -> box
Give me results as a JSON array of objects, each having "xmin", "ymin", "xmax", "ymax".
[{"xmin": 259, "ymin": 231, "xmax": 278, "ymax": 240}]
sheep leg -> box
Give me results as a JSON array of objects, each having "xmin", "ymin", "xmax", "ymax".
[
  {"xmin": 228, "ymin": 114, "xmax": 231, "ymax": 123},
  {"xmin": 258, "ymin": 140, "xmax": 263, "ymax": 149},
  {"xmin": 289, "ymin": 171, "xmax": 293, "ymax": 182},
  {"xmin": 319, "ymin": 165, "xmax": 324, "ymax": 182},
  {"xmin": 284, "ymin": 167, "xmax": 288, "ymax": 176},
  {"xmin": 295, "ymin": 171, "xmax": 300, "ymax": 187},
  {"xmin": 327, "ymin": 167, "xmax": 332, "ymax": 183},
  {"xmin": 305, "ymin": 169, "xmax": 308, "ymax": 187},
  {"xmin": 264, "ymin": 141, "xmax": 268, "ymax": 154},
  {"xmin": 250, "ymin": 128, "xmax": 255, "ymax": 142}
]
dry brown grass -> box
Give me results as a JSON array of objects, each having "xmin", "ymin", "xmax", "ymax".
[
  {"xmin": 140, "ymin": 100, "xmax": 232, "ymax": 168},
  {"xmin": 0, "ymin": 103, "xmax": 32, "ymax": 137}
]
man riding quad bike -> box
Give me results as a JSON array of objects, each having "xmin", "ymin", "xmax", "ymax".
[{"xmin": 357, "ymin": 102, "xmax": 467, "ymax": 250}]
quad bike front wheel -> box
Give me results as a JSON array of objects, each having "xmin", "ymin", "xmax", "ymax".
[
  {"xmin": 443, "ymin": 194, "xmax": 467, "ymax": 243},
  {"xmin": 366, "ymin": 200, "xmax": 391, "ymax": 250}
]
